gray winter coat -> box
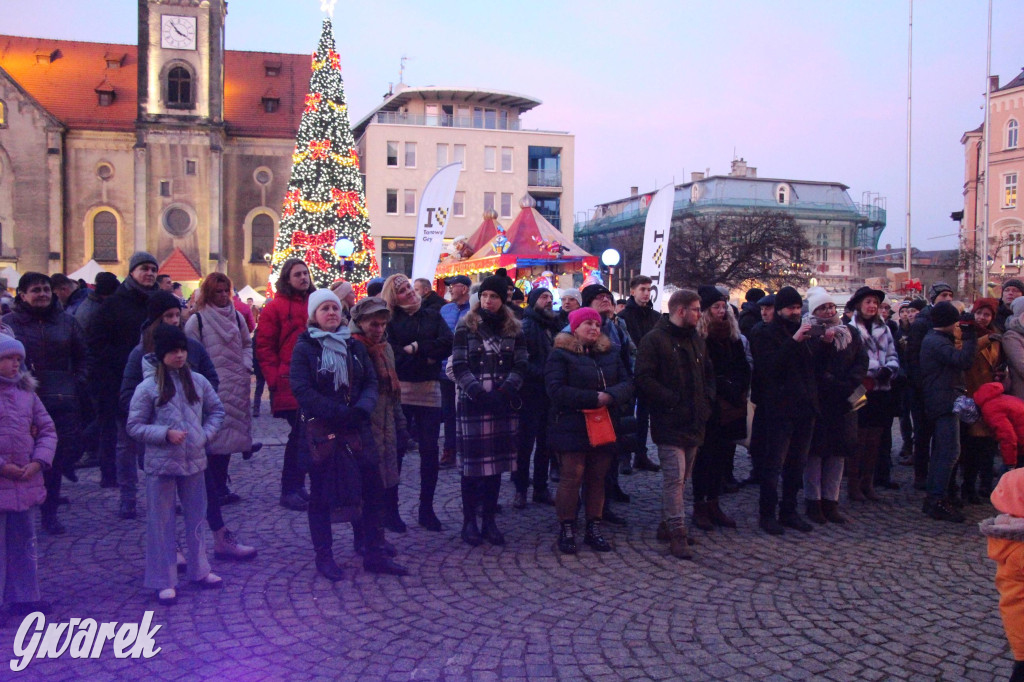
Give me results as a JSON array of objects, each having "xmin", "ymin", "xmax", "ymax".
[{"xmin": 127, "ymin": 355, "xmax": 225, "ymax": 477}]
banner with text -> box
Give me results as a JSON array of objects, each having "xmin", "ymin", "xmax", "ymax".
[
  {"xmin": 411, "ymin": 163, "xmax": 462, "ymax": 282},
  {"xmin": 639, "ymin": 184, "xmax": 675, "ymax": 305}
]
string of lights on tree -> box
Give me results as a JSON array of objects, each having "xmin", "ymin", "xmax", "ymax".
[{"xmin": 268, "ymin": 18, "xmax": 379, "ymax": 295}]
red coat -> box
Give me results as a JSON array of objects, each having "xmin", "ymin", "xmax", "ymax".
[
  {"xmin": 975, "ymin": 381, "xmax": 1024, "ymax": 467},
  {"xmin": 254, "ymin": 292, "xmax": 309, "ymax": 413}
]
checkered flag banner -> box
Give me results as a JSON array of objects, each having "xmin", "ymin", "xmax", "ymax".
[{"xmin": 639, "ymin": 184, "xmax": 674, "ymax": 306}]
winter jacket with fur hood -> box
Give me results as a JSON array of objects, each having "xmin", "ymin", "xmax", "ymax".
[
  {"xmin": 544, "ymin": 332, "xmax": 633, "ymax": 452},
  {"xmin": 979, "ymin": 515, "xmax": 1024, "ymax": 659},
  {"xmin": 127, "ymin": 355, "xmax": 225, "ymax": 477},
  {"xmin": 0, "ymin": 370, "xmax": 57, "ymax": 512}
]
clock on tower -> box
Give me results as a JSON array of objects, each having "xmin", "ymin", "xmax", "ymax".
[{"xmin": 161, "ymin": 15, "xmax": 197, "ymax": 50}]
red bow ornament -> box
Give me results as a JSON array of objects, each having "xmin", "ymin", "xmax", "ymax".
[
  {"xmin": 292, "ymin": 229, "xmax": 336, "ymax": 271},
  {"xmin": 309, "ymin": 139, "xmax": 332, "ymax": 160}
]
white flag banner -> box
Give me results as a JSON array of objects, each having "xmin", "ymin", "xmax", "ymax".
[
  {"xmin": 411, "ymin": 163, "xmax": 462, "ymax": 282},
  {"xmin": 639, "ymin": 184, "xmax": 675, "ymax": 305}
]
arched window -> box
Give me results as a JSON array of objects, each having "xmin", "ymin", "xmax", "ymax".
[
  {"xmin": 776, "ymin": 183, "xmax": 790, "ymax": 205},
  {"xmin": 251, "ymin": 213, "xmax": 275, "ymax": 263},
  {"xmin": 1008, "ymin": 119, "xmax": 1019, "ymax": 150},
  {"xmin": 93, "ymin": 210, "xmax": 118, "ymax": 262},
  {"xmin": 0, "ymin": 100, "xmax": 6, "ymax": 128},
  {"xmin": 167, "ymin": 66, "xmax": 193, "ymax": 108}
]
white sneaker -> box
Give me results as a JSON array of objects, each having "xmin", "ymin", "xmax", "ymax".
[
  {"xmin": 193, "ymin": 572, "xmax": 224, "ymax": 589},
  {"xmin": 157, "ymin": 588, "xmax": 177, "ymax": 605}
]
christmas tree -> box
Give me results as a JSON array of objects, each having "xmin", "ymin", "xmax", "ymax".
[{"xmin": 269, "ymin": 18, "xmax": 379, "ymax": 294}]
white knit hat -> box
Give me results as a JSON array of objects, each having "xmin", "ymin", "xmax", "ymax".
[
  {"xmin": 307, "ymin": 288, "xmax": 341, "ymax": 319},
  {"xmin": 805, "ymin": 288, "xmax": 836, "ymax": 315}
]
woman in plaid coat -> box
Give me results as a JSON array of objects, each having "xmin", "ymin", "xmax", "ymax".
[{"xmin": 452, "ymin": 275, "xmax": 528, "ymax": 547}]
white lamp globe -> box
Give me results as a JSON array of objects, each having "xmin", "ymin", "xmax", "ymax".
[
  {"xmin": 601, "ymin": 248, "xmax": 621, "ymax": 267},
  {"xmin": 335, "ymin": 238, "xmax": 355, "ymax": 258}
]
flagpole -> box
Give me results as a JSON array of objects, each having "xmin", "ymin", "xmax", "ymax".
[
  {"xmin": 905, "ymin": 0, "xmax": 913, "ymax": 279},
  {"xmin": 981, "ymin": 0, "xmax": 993, "ymax": 296}
]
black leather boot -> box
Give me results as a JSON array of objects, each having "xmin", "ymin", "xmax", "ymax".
[
  {"xmin": 584, "ymin": 519, "xmax": 611, "ymax": 552},
  {"xmin": 314, "ymin": 548, "xmax": 344, "ymax": 582},
  {"xmin": 382, "ymin": 486, "xmax": 407, "ymax": 533},
  {"xmin": 557, "ymin": 520, "xmax": 577, "ymax": 554},
  {"xmin": 460, "ymin": 477, "xmax": 482, "ymax": 546}
]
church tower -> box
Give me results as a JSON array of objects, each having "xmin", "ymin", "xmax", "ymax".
[{"xmin": 134, "ymin": 0, "xmax": 228, "ymax": 274}]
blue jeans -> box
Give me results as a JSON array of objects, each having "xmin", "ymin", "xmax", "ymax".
[
  {"xmin": 926, "ymin": 414, "xmax": 960, "ymax": 500},
  {"xmin": 145, "ymin": 471, "xmax": 210, "ymax": 590}
]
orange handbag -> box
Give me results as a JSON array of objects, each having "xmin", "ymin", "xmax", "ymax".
[{"xmin": 582, "ymin": 406, "xmax": 617, "ymax": 447}]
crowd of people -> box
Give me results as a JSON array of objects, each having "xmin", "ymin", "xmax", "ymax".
[{"xmin": 2, "ymin": 253, "xmax": 1023, "ymax": 619}]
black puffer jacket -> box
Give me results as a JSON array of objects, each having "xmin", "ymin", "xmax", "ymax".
[
  {"xmin": 811, "ymin": 326, "xmax": 868, "ymax": 422},
  {"xmin": 2, "ymin": 298, "xmax": 89, "ymax": 400},
  {"xmin": 387, "ymin": 307, "xmax": 453, "ymax": 383},
  {"xmin": 919, "ymin": 327, "xmax": 977, "ymax": 419},
  {"xmin": 905, "ymin": 305, "xmax": 933, "ymax": 388},
  {"xmin": 634, "ymin": 317, "xmax": 715, "ymax": 448},
  {"xmin": 750, "ymin": 315, "xmax": 819, "ymax": 418},
  {"xmin": 738, "ymin": 301, "xmax": 761, "ymax": 338},
  {"xmin": 520, "ymin": 304, "xmax": 559, "ymax": 391},
  {"xmin": 87, "ymin": 279, "xmax": 156, "ymax": 397},
  {"xmin": 545, "ymin": 332, "xmax": 633, "ymax": 452},
  {"xmin": 618, "ymin": 296, "xmax": 661, "ymax": 347},
  {"xmin": 705, "ymin": 330, "xmax": 751, "ymax": 441}
]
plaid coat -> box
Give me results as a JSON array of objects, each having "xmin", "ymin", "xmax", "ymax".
[{"xmin": 452, "ymin": 309, "xmax": 528, "ymax": 477}]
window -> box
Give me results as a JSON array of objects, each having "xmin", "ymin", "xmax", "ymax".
[
  {"xmin": 97, "ymin": 89, "xmax": 115, "ymax": 107},
  {"xmin": 185, "ymin": 160, "xmax": 197, "ymax": 176},
  {"xmin": 386, "ymin": 189, "xmax": 398, "ymax": 215},
  {"xmin": 264, "ymin": 61, "xmax": 281, "ymax": 77},
  {"xmin": 453, "ymin": 144, "xmax": 466, "ymax": 170},
  {"xmin": 500, "ymin": 111, "xmax": 509, "ymax": 130},
  {"xmin": 500, "ymin": 193, "xmax": 512, "ymax": 218},
  {"xmin": 484, "ymin": 192, "xmax": 496, "ymax": 213},
  {"xmin": 0, "ymin": 100, "xmax": 5, "ymax": 127},
  {"xmin": 473, "ymin": 107, "xmax": 484, "ymax": 128},
  {"xmin": 1008, "ymin": 119, "xmax": 1019, "ymax": 150},
  {"xmin": 1008, "ymin": 233, "xmax": 1024, "ymax": 264},
  {"xmin": 436, "ymin": 143, "xmax": 448, "ymax": 169},
  {"xmin": 776, "ymin": 184, "xmax": 790, "ymax": 205},
  {"xmin": 404, "ymin": 142, "xmax": 416, "ymax": 168},
  {"xmin": 251, "ymin": 214, "xmax": 275, "ymax": 262},
  {"xmin": 1006, "ymin": 173, "xmax": 1019, "ymax": 208},
  {"xmin": 425, "ymin": 103, "xmax": 439, "ymax": 126},
  {"xmin": 456, "ymin": 106, "xmax": 470, "ymax": 127},
  {"xmin": 96, "ymin": 163, "xmax": 114, "ymax": 181},
  {"xmin": 501, "ymin": 147, "xmax": 513, "ymax": 172},
  {"xmin": 484, "ymin": 109, "xmax": 497, "ymax": 129},
  {"xmin": 816, "ymin": 232, "xmax": 829, "ymax": 262},
  {"xmin": 262, "ymin": 97, "xmax": 280, "ymax": 113},
  {"xmin": 453, "ymin": 191, "xmax": 465, "ymax": 217},
  {"xmin": 386, "ymin": 141, "xmax": 399, "ymax": 167},
  {"xmin": 92, "ymin": 211, "xmax": 118, "ymax": 262},
  {"xmin": 159, "ymin": 181, "xmax": 172, "ymax": 197},
  {"xmin": 163, "ymin": 206, "xmax": 193, "ymax": 237},
  {"xmin": 484, "ymin": 146, "xmax": 496, "ymax": 172},
  {"xmin": 254, "ymin": 167, "xmax": 273, "ymax": 186},
  {"xmin": 404, "ymin": 190, "xmax": 416, "ymax": 215},
  {"xmin": 166, "ymin": 66, "xmax": 193, "ymax": 108}
]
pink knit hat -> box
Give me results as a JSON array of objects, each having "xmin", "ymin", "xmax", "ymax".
[
  {"xmin": 991, "ymin": 468, "xmax": 1024, "ymax": 518},
  {"xmin": 569, "ymin": 307, "xmax": 602, "ymax": 333}
]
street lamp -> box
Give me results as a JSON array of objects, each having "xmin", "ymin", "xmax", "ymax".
[{"xmin": 601, "ymin": 248, "xmax": 621, "ymax": 296}]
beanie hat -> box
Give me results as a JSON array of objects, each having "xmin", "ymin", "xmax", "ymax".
[
  {"xmin": 931, "ymin": 301, "xmax": 960, "ymax": 328},
  {"xmin": 308, "ymin": 288, "xmax": 342, "ymax": 319},
  {"xmin": 1003, "ymin": 279, "xmax": 1024, "ymax": 296},
  {"xmin": 774, "ymin": 286, "xmax": 802, "ymax": 312},
  {"xmin": 330, "ymin": 280, "xmax": 354, "ymax": 304},
  {"xmin": 991, "ymin": 468, "xmax": 1024, "ymax": 518},
  {"xmin": 0, "ymin": 335, "xmax": 25, "ymax": 360},
  {"xmin": 745, "ymin": 288, "xmax": 766, "ymax": 303},
  {"xmin": 1012, "ymin": 296, "xmax": 1024, "ymax": 318},
  {"xmin": 568, "ymin": 307, "xmax": 602, "ymax": 333},
  {"xmin": 366, "ymin": 277, "xmax": 385, "ymax": 297},
  {"xmin": 581, "ymin": 284, "xmax": 613, "ymax": 308},
  {"xmin": 153, "ymin": 324, "xmax": 188, "ymax": 360},
  {"xmin": 94, "ymin": 272, "xmax": 120, "ymax": 296},
  {"xmin": 512, "ymin": 288, "xmax": 525, "ymax": 302},
  {"xmin": 928, "ymin": 281, "xmax": 953, "ymax": 303},
  {"xmin": 527, "ymin": 287, "xmax": 551, "ymax": 307},
  {"xmin": 561, "ymin": 288, "xmax": 582, "ymax": 306},
  {"xmin": 129, "ymin": 251, "xmax": 158, "ymax": 274},
  {"xmin": 479, "ymin": 275, "xmax": 509, "ymax": 304},
  {"xmin": 698, "ymin": 285, "xmax": 726, "ymax": 311},
  {"xmin": 494, "ymin": 268, "xmax": 515, "ymax": 290},
  {"xmin": 909, "ymin": 299, "xmax": 926, "ymax": 311},
  {"xmin": 972, "ymin": 297, "xmax": 999, "ymax": 317},
  {"xmin": 806, "ymin": 289, "xmax": 837, "ymax": 315},
  {"xmin": 146, "ymin": 291, "xmax": 182, "ymax": 326}
]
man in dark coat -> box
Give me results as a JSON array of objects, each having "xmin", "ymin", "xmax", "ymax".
[
  {"xmin": 439, "ymin": 275, "xmax": 472, "ymax": 468},
  {"xmin": 616, "ymin": 274, "xmax": 662, "ymax": 472},
  {"xmin": 750, "ymin": 287, "xmax": 819, "ymax": 536},
  {"xmin": 996, "ymin": 278, "xmax": 1024, "ymax": 332},
  {"xmin": 87, "ymin": 252, "xmax": 159, "ymax": 504},
  {"xmin": 634, "ymin": 289, "xmax": 714, "ymax": 559},
  {"xmin": 743, "ymin": 294, "xmax": 775, "ymax": 487},
  {"xmin": 738, "ymin": 287, "xmax": 766, "ymax": 338},
  {"xmin": 513, "ymin": 287, "xmax": 561, "ymax": 508},
  {"xmin": 905, "ymin": 281, "xmax": 955, "ymax": 489},
  {"xmin": 414, "ymin": 278, "xmax": 446, "ymax": 314},
  {"xmin": 2, "ymin": 272, "xmax": 90, "ymax": 535}
]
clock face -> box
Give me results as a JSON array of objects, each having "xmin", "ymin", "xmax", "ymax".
[{"xmin": 161, "ymin": 15, "xmax": 197, "ymax": 50}]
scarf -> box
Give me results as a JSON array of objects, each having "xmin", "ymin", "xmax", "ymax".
[
  {"xmin": 309, "ymin": 327, "xmax": 350, "ymax": 393},
  {"xmin": 399, "ymin": 293, "xmax": 422, "ymax": 316},
  {"xmin": 478, "ymin": 308, "xmax": 504, "ymax": 334},
  {"xmin": 198, "ymin": 303, "xmax": 243, "ymax": 349},
  {"xmin": 352, "ymin": 332, "xmax": 400, "ymax": 396},
  {"xmin": 802, "ymin": 312, "xmax": 853, "ymax": 351},
  {"xmin": 124, "ymin": 276, "xmax": 157, "ymax": 298}
]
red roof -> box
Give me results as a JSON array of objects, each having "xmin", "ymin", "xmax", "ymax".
[
  {"xmin": 462, "ymin": 213, "xmax": 502, "ymax": 254},
  {"xmin": 0, "ymin": 35, "xmax": 306, "ymax": 138},
  {"xmin": 159, "ymin": 248, "xmax": 203, "ymax": 281}
]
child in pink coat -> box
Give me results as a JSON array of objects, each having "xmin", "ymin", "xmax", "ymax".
[
  {"xmin": 0, "ymin": 335, "xmax": 57, "ymax": 615},
  {"xmin": 975, "ymin": 382, "xmax": 1024, "ymax": 469}
]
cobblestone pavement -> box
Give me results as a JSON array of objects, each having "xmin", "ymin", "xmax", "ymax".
[{"xmin": 0, "ymin": 393, "xmax": 1011, "ymax": 680}]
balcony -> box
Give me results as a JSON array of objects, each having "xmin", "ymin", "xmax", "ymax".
[
  {"xmin": 528, "ymin": 169, "xmax": 562, "ymax": 188},
  {"xmin": 374, "ymin": 111, "xmax": 521, "ymax": 131}
]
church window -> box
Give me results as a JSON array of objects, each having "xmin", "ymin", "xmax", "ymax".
[
  {"xmin": 254, "ymin": 167, "xmax": 273, "ymax": 186},
  {"xmin": 185, "ymin": 160, "xmax": 197, "ymax": 176},
  {"xmin": 97, "ymin": 163, "xmax": 114, "ymax": 181},
  {"xmin": 93, "ymin": 211, "xmax": 118, "ymax": 262},
  {"xmin": 251, "ymin": 213, "xmax": 275, "ymax": 263},
  {"xmin": 163, "ymin": 206, "xmax": 193, "ymax": 237},
  {"xmin": 167, "ymin": 66, "xmax": 193, "ymax": 108},
  {"xmin": 0, "ymin": 100, "xmax": 6, "ymax": 128}
]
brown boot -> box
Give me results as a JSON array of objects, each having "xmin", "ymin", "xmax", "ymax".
[
  {"xmin": 668, "ymin": 526, "xmax": 693, "ymax": 560},
  {"xmin": 692, "ymin": 501, "xmax": 714, "ymax": 531},
  {"xmin": 708, "ymin": 499, "xmax": 737, "ymax": 528},
  {"xmin": 805, "ymin": 500, "xmax": 827, "ymax": 524},
  {"xmin": 821, "ymin": 500, "xmax": 848, "ymax": 524}
]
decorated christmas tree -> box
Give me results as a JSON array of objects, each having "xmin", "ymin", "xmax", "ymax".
[{"xmin": 269, "ymin": 18, "xmax": 379, "ymax": 294}]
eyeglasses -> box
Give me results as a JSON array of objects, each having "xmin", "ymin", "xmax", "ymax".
[{"xmin": 686, "ymin": 306, "xmax": 702, "ymax": 313}]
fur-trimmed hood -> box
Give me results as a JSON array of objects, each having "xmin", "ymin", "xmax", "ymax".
[
  {"xmin": 458, "ymin": 308, "xmax": 522, "ymax": 338},
  {"xmin": 980, "ymin": 515, "xmax": 1024, "ymax": 542},
  {"xmin": 0, "ymin": 370, "xmax": 38, "ymax": 394},
  {"xmin": 553, "ymin": 331, "xmax": 612, "ymax": 355}
]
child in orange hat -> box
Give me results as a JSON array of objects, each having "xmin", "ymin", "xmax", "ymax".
[{"xmin": 980, "ymin": 468, "xmax": 1024, "ymax": 681}]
